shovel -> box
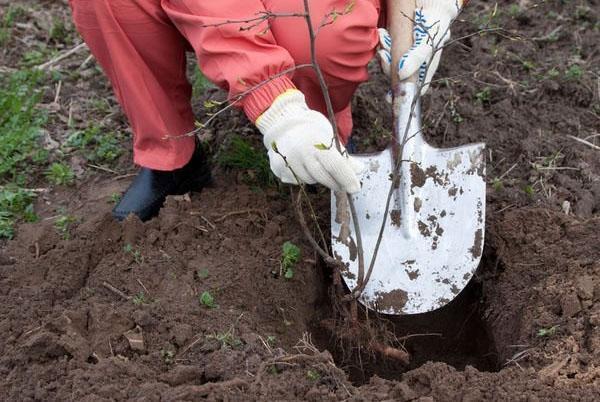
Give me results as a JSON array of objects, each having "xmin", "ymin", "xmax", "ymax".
[{"xmin": 330, "ymin": 0, "xmax": 486, "ymax": 315}]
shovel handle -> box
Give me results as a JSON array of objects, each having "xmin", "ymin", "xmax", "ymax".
[{"xmin": 388, "ymin": 0, "xmax": 418, "ymax": 86}]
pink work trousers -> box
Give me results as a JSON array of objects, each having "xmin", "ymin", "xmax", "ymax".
[{"xmin": 69, "ymin": 0, "xmax": 382, "ymax": 170}]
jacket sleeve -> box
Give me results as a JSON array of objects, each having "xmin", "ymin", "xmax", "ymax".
[{"xmin": 162, "ymin": 0, "xmax": 297, "ymax": 123}]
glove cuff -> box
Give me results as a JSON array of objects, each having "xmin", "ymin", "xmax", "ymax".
[
  {"xmin": 255, "ymin": 89, "xmax": 310, "ymax": 134},
  {"xmin": 417, "ymin": 0, "xmax": 462, "ymax": 18}
]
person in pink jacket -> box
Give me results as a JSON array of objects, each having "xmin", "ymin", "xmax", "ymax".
[{"xmin": 68, "ymin": 0, "xmax": 464, "ymax": 221}]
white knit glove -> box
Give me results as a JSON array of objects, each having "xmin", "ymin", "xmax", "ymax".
[
  {"xmin": 256, "ymin": 90, "xmax": 363, "ymax": 194},
  {"xmin": 377, "ymin": 0, "xmax": 465, "ymax": 95}
]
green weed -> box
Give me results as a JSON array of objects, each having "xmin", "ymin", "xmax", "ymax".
[
  {"xmin": 266, "ymin": 335, "xmax": 277, "ymax": 347},
  {"xmin": 537, "ymin": 325, "xmax": 559, "ymax": 337},
  {"xmin": 565, "ymin": 65, "xmax": 583, "ymax": 81},
  {"xmin": 281, "ymin": 241, "xmax": 301, "ymax": 279},
  {"xmin": 196, "ymin": 268, "xmax": 209, "ymax": 279},
  {"xmin": 307, "ymin": 369, "xmax": 321, "ymax": 381},
  {"xmin": 65, "ymin": 125, "xmax": 123, "ymax": 162},
  {"xmin": 218, "ymin": 135, "xmax": 275, "ymax": 187},
  {"xmin": 0, "ymin": 70, "xmax": 47, "ymax": 184},
  {"xmin": 546, "ymin": 68, "xmax": 560, "ymax": 80},
  {"xmin": 45, "ymin": 162, "xmax": 75, "ymax": 186},
  {"xmin": 160, "ymin": 348, "xmax": 175, "ymax": 364},
  {"xmin": 0, "ymin": 5, "xmax": 27, "ymax": 46},
  {"xmin": 109, "ymin": 193, "xmax": 121, "ymax": 204},
  {"xmin": 0, "ymin": 187, "xmax": 37, "ymax": 239},
  {"xmin": 207, "ymin": 328, "xmax": 242, "ymax": 349},
  {"xmin": 124, "ymin": 244, "xmax": 144, "ymax": 265},
  {"xmin": 492, "ymin": 178, "xmax": 504, "ymax": 192},
  {"xmin": 199, "ymin": 291, "xmax": 217, "ymax": 308},
  {"xmin": 21, "ymin": 49, "xmax": 50, "ymax": 67},
  {"xmin": 475, "ymin": 87, "xmax": 492, "ymax": 105},
  {"xmin": 132, "ymin": 292, "xmax": 149, "ymax": 305},
  {"xmin": 55, "ymin": 215, "xmax": 76, "ymax": 239},
  {"xmin": 521, "ymin": 60, "xmax": 535, "ymax": 72}
]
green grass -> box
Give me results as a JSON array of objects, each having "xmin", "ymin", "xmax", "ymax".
[
  {"xmin": 565, "ymin": 65, "xmax": 583, "ymax": 81},
  {"xmin": 218, "ymin": 135, "xmax": 275, "ymax": 187},
  {"xmin": 54, "ymin": 214, "xmax": 76, "ymax": 239},
  {"xmin": 45, "ymin": 162, "xmax": 75, "ymax": 186},
  {"xmin": 192, "ymin": 68, "xmax": 212, "ymax": 99},
  {"xmin": 0, "ymin": 187, "xmax": 37, "ymax": 239},
  {"xmin": 64, "ymin": 125, "xmax": 123, "ymax": 162},
  {"xmin": 0, "ymin": 69, "xmax": 48, "ymax": 238},
  {"xmin": 0, "ymin": 5, "xmax": 27, "ymax": 46},
  {"xmin": 0, "ymin": 70, "xmax": 48, "ymax": 184}
]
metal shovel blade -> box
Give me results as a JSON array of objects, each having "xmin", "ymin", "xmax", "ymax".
[{"xmin": 331, "ymin": 83, "xmax": 486, "ymax": 315}]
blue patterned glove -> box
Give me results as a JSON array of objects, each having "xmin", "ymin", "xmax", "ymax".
[{"xmin": 377, "ymin": 0, "xmax": 464, "ymax": 96}]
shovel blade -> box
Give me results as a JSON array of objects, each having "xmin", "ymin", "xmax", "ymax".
[{"xmin": 331, "ymin": 142, "xmax": 486, "ymax": 315}]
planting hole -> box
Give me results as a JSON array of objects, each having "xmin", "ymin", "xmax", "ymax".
[{"xmin": 312, "ymin": 256, "xmax": 501, "ymax": 384}]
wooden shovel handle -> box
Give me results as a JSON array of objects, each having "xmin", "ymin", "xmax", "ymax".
[{"xmin": 387, "ymin": 0, "xmax": 417, "ymax": 86}]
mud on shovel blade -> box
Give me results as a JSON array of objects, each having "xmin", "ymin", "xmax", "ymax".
[{"xmin": 331, "ymin": 83, "xmax": 486, "ymax": 315}]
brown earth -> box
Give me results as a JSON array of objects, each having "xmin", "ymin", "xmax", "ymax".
[{"xmin": 1, "ymin": 0, "xmax": 599, "ymax": 400}]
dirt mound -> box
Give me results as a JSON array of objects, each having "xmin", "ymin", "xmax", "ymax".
[{"xmin": 1, "ymin": 181, "xmax": 598, "ymax": 400}]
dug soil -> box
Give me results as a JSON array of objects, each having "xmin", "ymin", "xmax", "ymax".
[{"xmin": 1, "ymin": 0, "xmax": 599, "ymax": 400}]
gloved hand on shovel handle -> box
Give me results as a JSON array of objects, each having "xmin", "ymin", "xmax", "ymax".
[
  {"xmin": 256, "ymin": 90, "xmax": 364, "ymax": 194},
  {"xmin": 378, "ymin": 0, "xmax": 468, "ymax": 95}
]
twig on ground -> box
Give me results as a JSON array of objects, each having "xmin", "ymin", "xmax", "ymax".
[
  {"xmin": 102, "ymin": 281, "xmax": 132, "ymax": 301},
  {"xmin": 567, "ymin": 134, "xmax": 600, "ymax": 151},
  {"xmin": 36, "ymin": 42, "xmax": 88, "ymax": 70},
  {"xmin": 87, "ymin": 164, "xmax": 121, "ymax": 175},
  {"xmin": 212, "ymin": 208, "xmax": 267, "ymax": 223},
  {"xmin": 498, "ymin": 162, "xmax": 518, "ymax": 180},
  {"xmin": 136, "ymin": 279, "xmax": 151, "ymax": 296}
]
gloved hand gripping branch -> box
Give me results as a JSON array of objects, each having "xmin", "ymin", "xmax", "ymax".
[
  {"xmin": 256, "ymin": 90, "xmax": 363, "ymax": 194},
  {"xmin": 378, "ymin": 0, "xmax": 467, "ymax": 95}
]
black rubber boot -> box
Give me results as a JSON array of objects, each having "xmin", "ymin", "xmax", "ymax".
[{"xmin": 112, "ymin": 141, "xmax": 212, "ymax": 222}]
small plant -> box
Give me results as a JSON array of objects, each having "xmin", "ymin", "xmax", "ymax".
[
  {"xmin": 0, "ymin": 5, "xmax": 27, "ymax": 46},
  {"xmin": 306, "ymin": 369, "xmax": 321, "ymax": 381},
  {"xmin": 565, "ymin": 65, "xmax": 583, "ymax": 81},
  {"xmin": 492, "ymin": 178, "xmax": 504, "ymax": 192},
  {"xmin": 280, "ymin": 241, "xmax": 301, "ymax": 279},
  {"xmin": 207, "ymin": 329, "xmax": 242, "ymax": 349},
  {"xmin": 65, "ymin": 125, "xmax": 123, "ymax": 162},
  {"xmin": 196, "ymin": 268, "xmax": 209, "ymax": 279},
  {"xmin": 132, "ymin": 292, "xmax": 148, "ymax": 305},
  {"xmin": 521, "ymin": 60, "xmax": 535, "ymax": 72},
  {"xmin": 49, "ymin": 18, "xmax": 68, "ymax": 43},
  {"xmin": 475, "ymin": 87, "xmax": 492, "ymax": 105},
  {"xmin": 160, "ymin": 348, "xmax": 175, "ymax": 364},
  {"xmin": 0, "ymin": 70, "xmax": 47, "ymax": 183},
  {"xmin": 546, "ymin": 68, "xmax": 560, "ymax": 79},
  {"xmin": 55, "ymin": 215, "xmax": 76, "ymax": 239},
  {"xmin": 0, "ymin": 187, "xmax": 36, "ymax": 239},
  {"xmin": 109, "ymin": 193, "xmax": 121, "ymax": 204},
  {"xmin": 266, "ymin": 335, "xmax": 277, "ymax": 347},
  {"xmin": 537, "ymin": 325, "xmax": 559, "ymax": 337},
  {"xmin": 199, "ymin": 291, "xmax": 217, "ymax": 308},
  {"xmin": 523, "ymin": 185, "xmax": 534, "ymax": 197},
  {"xmin": 448, "ymin": 102, "xmax": 463, "ymax": 124},
  {"xmin": 124, "ymin": 243, "xmax": 144, "ymax": 265},
  {"xmin": 45, "ymin": 162, "xmax": 75, "ymax": 186}
]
